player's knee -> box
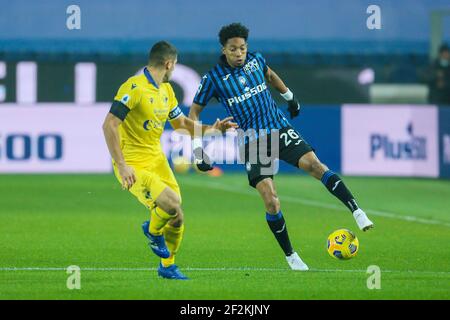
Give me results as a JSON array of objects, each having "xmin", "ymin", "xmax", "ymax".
[
  {"xmin": 169, "ymin": 209, "xmax": 184, "ymax": 228},
  {"xmin": 310, "ymin": 160, "xmax": 327, "ymax": 177},
  {"xmin": 164, "ymin": 194, "xmax": 182, "ymax": 216},
  {"xmin": 166, "ymin": 203, "xmax": 181, "ymax": 216}
]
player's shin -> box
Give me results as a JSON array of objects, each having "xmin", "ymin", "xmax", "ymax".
[
  {"xmin": 161, "ymin": 223, "xmax": 184, "ymax": 267},
  {"xmin": 149, "ymin": 207, "xmax": 173, "ymax": 235},
  {"xmin": 321, "ymin": 170, "xmax": 359, "ymax": 213}
]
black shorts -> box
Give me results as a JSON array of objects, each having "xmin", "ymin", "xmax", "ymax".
[{"xmin": 239, "ymin": 126, "xmax": 314, "ymax": 188}]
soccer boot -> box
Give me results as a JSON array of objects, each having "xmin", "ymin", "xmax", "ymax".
[
  {"xmin": 157, "ymin": 263, "xmax": 189, "ymax": 280},
  {"xmin": 141, "ymin": 220, "xmax": 170, "ymax": 259},
  {"xmin": 353, "ymin": 209, "xmax": 374, "ymax": 231},
  {"xmin": 286, "ymin": 252, "xmax": 309, "ymax": 271}
]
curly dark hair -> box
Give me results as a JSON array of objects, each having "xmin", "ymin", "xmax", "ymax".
[{"xmin": 218, "ymin": 23, "xmax": 249, "ymax": 46}]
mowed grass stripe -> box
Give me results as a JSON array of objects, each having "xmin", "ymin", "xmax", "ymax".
[{"xmin": 181, "ymin": 177, "xmax": 450, "ymax": 228}]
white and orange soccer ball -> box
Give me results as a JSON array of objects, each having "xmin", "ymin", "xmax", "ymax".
[{"xmin": 327, "ymin": 229, "xmax": 359, "ymax": 260}]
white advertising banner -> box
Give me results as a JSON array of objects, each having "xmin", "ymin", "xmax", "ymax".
[
  {"xmin": 342, "ymin": 105, "xmax": 439, "ymax": 177},
  {"xmin": 0, "ymin": 104, "xmax": 112, "ymax": 173}
]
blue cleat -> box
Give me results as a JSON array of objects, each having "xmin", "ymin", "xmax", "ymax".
[
  {"xmin": 157, "ymin": 263, "xmax": 189, "ymax": 280},
  {"xmin": 141, "ymin": 221, "xmax": 170, "ymax": 259}
]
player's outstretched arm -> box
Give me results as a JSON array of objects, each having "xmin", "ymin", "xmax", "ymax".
[
  {"xmin": 182, "ymin": 103, "xmax": 239, "ymax": 171},
  {"xmin": 102, "ymin": 113, "xmax": 136, "ymax": 189},
  {"xmin": 171, "ymin": 113, "xmax": 237, "ymax": 172},
  {"xmin": 170, "ymin": 114, "xmax": 238, "ymax": 136},
  {"xmin": 265, "ymin": 67, "xmax": 301, "ymax": 119}
]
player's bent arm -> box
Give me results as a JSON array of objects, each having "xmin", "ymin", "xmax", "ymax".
[
  {"xmin": 102, "ymin": 113, "xmax": 136, "ymax": 189},
  {"xmin": 265, "ymin": 67, "xmax": 301, "ymax": 119},
  {"xmin": 170, "ymin": 114, "xmax": 237, "ymax": 136},
  {"xmin": 170, "ymin": 114, "xmax": 204, "ymax": 136},
  {"xmin": 265, "ymin": 66, "xmax": 289, "ymax": 94}
]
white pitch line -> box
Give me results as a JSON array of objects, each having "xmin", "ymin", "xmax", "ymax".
[
  {"xmin": 181, "ymin": 178, "xmax": 450, "ymax": 228},
  {"xmin": 0, "ymin": 267, "xmax": 449, "ymax": 275}
]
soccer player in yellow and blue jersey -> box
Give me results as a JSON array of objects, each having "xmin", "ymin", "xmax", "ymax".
[{"xmin": 102, "ymin": 41, "xmax": 237, "ymax": 280}]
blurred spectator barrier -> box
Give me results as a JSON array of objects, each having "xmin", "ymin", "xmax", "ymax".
[{"xmin": 369, "ymin": 84, "xmax": 429, "ymax": 104}]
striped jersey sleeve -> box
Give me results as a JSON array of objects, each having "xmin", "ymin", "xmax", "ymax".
[{"xmin": 193, "ymin": 74, "xmax": 216, "ymax": 106}]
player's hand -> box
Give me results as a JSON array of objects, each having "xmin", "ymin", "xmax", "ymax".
[
  {"xmin": 193, "ymin": 147, "xmax": 213, "ymax": 172},
  {"xmin": 287, "ymin": 97, "xmax": 301, "ymax": 119},
  {"xmin": 117, "ymin": 163, "xmax": 136, "ymax": 190},
  {"xmin": 211, "ymin": 117, "xmax": 239, "ymax": 133}
]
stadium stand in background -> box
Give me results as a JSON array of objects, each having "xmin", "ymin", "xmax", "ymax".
[
  {"xmin": 1, "ymin": 0, "xmax": 449, "ymax": 179},
  {"xmin": 0, "ymin": 0, "xmax": 449, "ymax": 105}
]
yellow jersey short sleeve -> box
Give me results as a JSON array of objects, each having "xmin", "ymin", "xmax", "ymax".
[{"xmin": 114, "ymin": 79, "xmax": 142, "ymax": 111}]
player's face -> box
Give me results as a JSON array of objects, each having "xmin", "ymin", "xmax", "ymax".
[
  {"xmin": 163, "ymin": 57, "xmax": 177, "ymax": 82},
  {"xmin": 223, "ymin": 38, "xmax": 247, "ymax": 68}
]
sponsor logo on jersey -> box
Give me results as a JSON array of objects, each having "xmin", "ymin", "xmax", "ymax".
[
  {"xmin": 143, "ymin": 119, "xmax": 164, "ymax": 131},
  {"xmin": 227, "ymin": 83, "xmax": 267, "ymax": 107}
]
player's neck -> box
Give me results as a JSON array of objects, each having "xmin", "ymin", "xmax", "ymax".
[
  {"xmin": 146, "ymin": 66, "xmax": 165, "ymax": 87},
  {"xmin": 225, "ymin": 57, "xmax": 238, "ymax": 69}
]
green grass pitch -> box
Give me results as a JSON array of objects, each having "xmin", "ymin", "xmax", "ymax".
[{"xmin": 0, "ymin": 173, "xmax": 449, "ymax": 299}]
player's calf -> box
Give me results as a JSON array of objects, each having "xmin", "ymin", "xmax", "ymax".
[
  {"xmin": 298, "ymin": 152, "xmax": 374, "ymax": 230},
  {"xmin": 142, "ymin": 188, "xmax": 182, "ymax": 259}
]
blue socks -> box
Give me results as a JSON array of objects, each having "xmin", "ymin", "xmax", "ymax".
[
  {"xmin": 321, "ymin": 170, "xmax": 359, "ymax": 212},
  {"xmin": 266, "ymin": 211, "xmax": 294, "ymax": 256}
]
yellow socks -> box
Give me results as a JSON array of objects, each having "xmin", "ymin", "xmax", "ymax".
[
  {"xmin": 161, "ymin": 224, "xmax": 184, "ymax": 267},
  {"xmin": 149, "ymin": 207, "xmax": 172, "ymax": 236}
]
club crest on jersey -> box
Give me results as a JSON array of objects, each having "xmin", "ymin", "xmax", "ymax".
[
  {"xmin": 243, "ymin": 58, "xmax": 260, "ymax": 75},
  {"xmin": 239, "ymin": 76, "xmax": 247, "ymax": 86},
  {"xmin": 150, "ymin": 97, "xmax": 154, "ymax": 103}
]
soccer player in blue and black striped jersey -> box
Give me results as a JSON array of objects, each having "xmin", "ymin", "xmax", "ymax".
[{"xmin": 189, "ymin": 23, "xmax": 374, "ymax": 270}]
